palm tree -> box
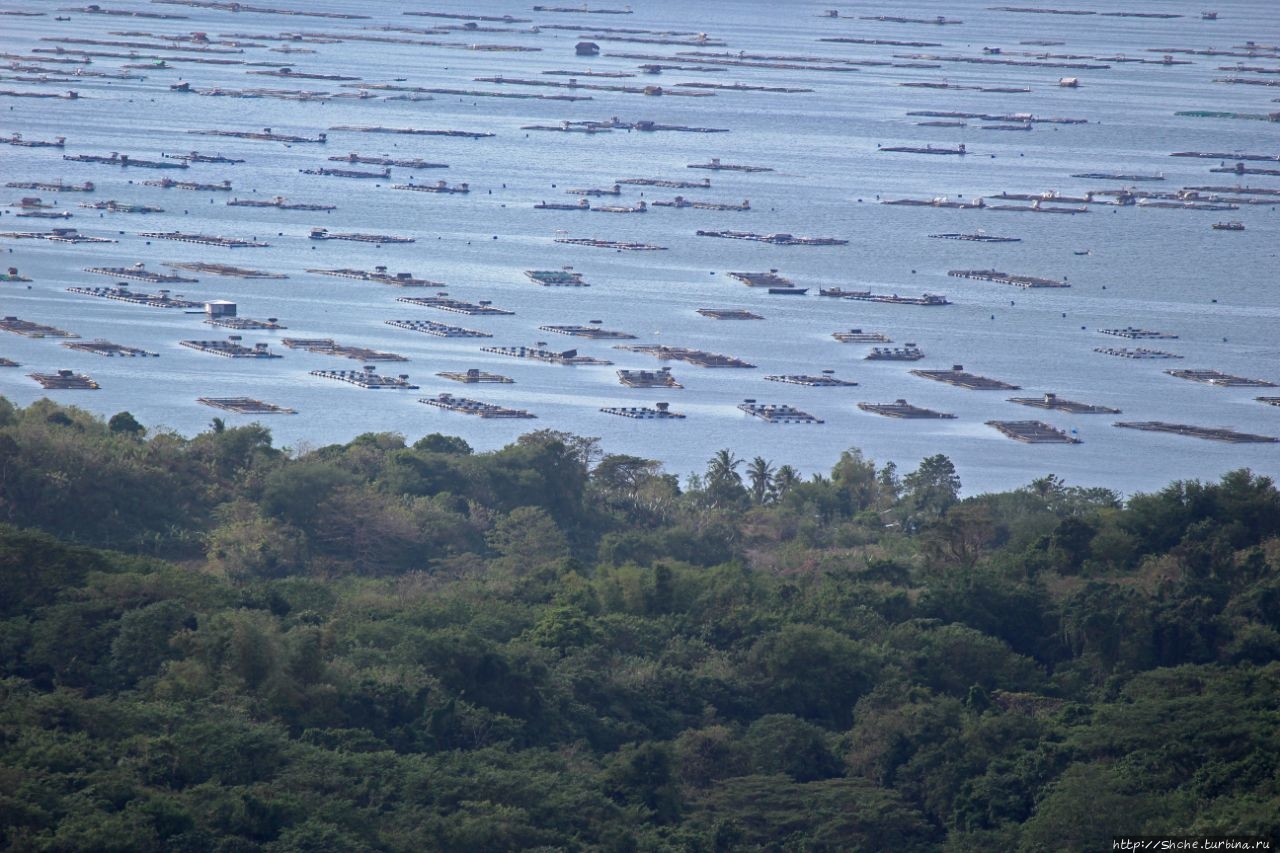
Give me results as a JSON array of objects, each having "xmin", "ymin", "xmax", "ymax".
[
  {"xmin": 772, "ymin": 464, "xmax": 801, "ymax": 499},
  {"xmin": 747, "ymin": 456, "xmax": 776, "ymax": 504},
  {"xmin": 705, "ymin": 448, "xmax": 743, "ymax": 489}
]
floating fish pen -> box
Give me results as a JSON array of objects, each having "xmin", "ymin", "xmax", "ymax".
[
  {"xmin": 912, "ymin": 366, "xmax": 1021, "ymax": 389},
  {"xmin": 687, "ymin": 158, "xmax": 773, "ymax": 172},
  {"xmin": 0, "ymin": 317, "xmax": 79, "ymax": 338},
  {"xmin": 833, "ymin": 329, "xmax": 891, "ymax": 343},
  {"xmin": 0, "ymin": 229, "xmax": 113, "ymax": 244},
  {"xmin": 62, "ymin": 339, "xmax": 158, "ymax": 357},
  {"xmin": 1071, "ymin": 172, "xmax": 1164, "ymax": 181},
  {"xmin": 697, "ymin": 308, "xmax": 763, "ymax": 320},
  {"xmin": 697, "ymin": 230, "xmax": 847, "ymax": 245},
  {"xmin": 601, "ymin": 402, "xmax": 686, "ymax": 419},
  {"xmin": 540, "ymin": 324, "xmax": 635, "ymax": 339},
  {"xmin": 80, "ymin": 200, "xmax": 165, "ymax": 213},
  {"xmin": 1115, "ymin": 421, "xmax": 1277, "ymax": 444},
  {"xmin": 437, "ymin": 368, "xmax": 514, "ymax": 384},
  {"xmin": 386, "ymin": 319, "xmax": 490, "ymax": 338},
  {"xmin": 393, "ymin": 180, "xmax": 470, "ymax": 194},
  {"xmin": 617, "ymin": 177, "xmax": 711, "ymax": 189},
  {"xmin": 329, "ymin": 126, "xmax": 494, "ymax": 139},
  {"xmin": 308, "ymin": 229, "xmax": 415, "ymax": 244},
  {"xmin": 866, "ymin": 345, "xmax": 924, "ymax": 361},
  {"xmin": 63, "ymin": 152, "xmax": 187, "ymax": 169},
  {"xmin": 618, "ymin": 367, "xmax": 681, "ymax": 388},
  {"xmin": 947, "ymin": 269, "xmax": 1069, "ymax": 288},
  {"xmin": 859, "ymin": 399, "xmax": 954, "ymax": 418},
  {"xmin": 0, "ymin": 90, "xmax": 80, "ymax": 101},
  {"xmin": 165, "ymin": 262, "xmax": 287, "ymax": 279},
  {"xmin": 16, "ymin": 210, "xmax": 73, "ymax": 220},
  {"xmin": 1212, "ymin": 221, "xmax": 1246, "ymax": 231},
  {"xmin": 0, "ymin": 268, "xmax": 31, "ymax": 282},
  {"xmin": 729, "ymin": 270, "xmax": 794, "ymax": 288},
  {"xmin": 767, "ymin": 374, "xmax": 858, "ymax": 387},
  {"xmin": 191, "ymin": 129, "xmax": 328, "ymax": 143},
  {"xmin": 650, "ymin": 196, "xmax": 750, "ymax": 210},
  {"xmin": 1094, "ymin": 347, "xmax": 1182, "ymax": 359},
  {"xmin": 554, "ymin": 238, "xmax": 667, "ymax": 250},
  {"xmin": 883, "ymin": 197, "xmax": 986, "ymax": 208},
  {"xmin": 616, "ymin": 345, "xmax": 754, "ymax": 368},
  {"xmin": 164, "ymin": 152, "xmax": 245, "ymax": 164},
  {"xmin": 1137, "ymin": 200, "xmax": 1238, "ymax": 211},
  {"xmin": 987, "ymin": 202, "xmax": 1089, "ymax": 214},
  {"xmin": 398, "ymin": 296, "xmax": 513, "ymax": 315},
  {"xmin": 1165, "ymin": 369, "xmax": 1277, "ymax": 387},
  {"xmin": 198, "ymin": 397, "xmax": 296, "ymax": 414},
  {"xmin": 593, "ymin": 201, "xmax": 647, "ymax": 213},
  {"xmin": 1256, "ymin": 397, "xmax": 1280, "ymax": 407},
  {"xmin": 0, "ymin": 133, "xmax": 66, "ymax": 148},
  {"xmin": 567, "ymin": 185, "xmax": 621, "ymax": 196},
  {"xmin": 880, "ymin": 143, "xmax": 968, "ymax": 155},
  {"xmin": 228, "ymin": 197, "xmax": 336, "ymax": 211},
  {"xmin": 138, "ymin": 231, "xmax": 269, "ymax": 248},
  {"xmin": 1099, "ymin": 327, "xmax": 1178, "ymax": 339},
  {"xmin": 481, "ymin": 345, "xmax": 612, "ymax": 366},
  {"xmin": 181, "ymin": 337, "xmax": 282, "ymax": 358},
  {"xmin": 281, "ymin": 338, "xmax": 407, "ymax": 361},
  {"xmin": 308, "ymin": 267, "xmax": 440, "ymax": 286},
  {"xmin": 1008, "ymin": 392, "xmax": 1119, "ymax": 414},
  {"xmin": 205, "ymin": 316, "xmax": 286, "ymax": 330},
  {"xmin": 738, "ymin": 400, "xmax": 824, "ymax": 424},
  {"xmin": 0, "ymin": 358, "xmax": 17, "ymax": 367},
  {"xmin": 1210, "ymin": 164, "xmax": 1280, "ymax": 176},
  {"xmin": 328, "ymin": 153, "xmax": 448, "ymax": 168},
  {"xmin": 67, "ymin": 285, "xmax": 202, "ymax": 308},
  {"xmin": 143, "ymin": 178, "xmax": 232, "ymax": 191},
  {"xmin": 526, "ymin": 269, "xmax": 588, "ymax": 286},
  {"xmin": 822, "ymin": 289, "xmax": 952, "ymax": 306},
  {"xmin": 311, "ymin": 366, "xmax": 419, "ymax": 389},
  {"xmin": 5, "ymin": 180, "xmax": 94, "ymax": 192},
  {"xmin": 420, "ymin": 393, "xmax": 534, "ymax": 418},
  {"xmin": 987, "ymin": 420, "xmax": 1081, "ymax": 443},
  {"xmin": 772, "ymin": 289, "xmax": 809, "ymax": 297},
  {"xmin": 29, "ymin": 369, "xmax": 99, "ymax": 390},
  {"xmin": 536, "ymin": 199, "xmax": 591, "ymax": 210}
]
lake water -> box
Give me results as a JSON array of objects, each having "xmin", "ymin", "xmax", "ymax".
[{"xmin": 1, "ymin": 0, "xmax": 1278, "ymax": 495}]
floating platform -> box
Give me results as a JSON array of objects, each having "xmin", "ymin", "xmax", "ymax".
[
  {"xmin": 191, "ymin": 128, "xmax": 328, "ymax": 143},
  {"xmin": 67, "ymin": 285, "xmax": 201, "ymax": 308},
  {"xmin": 205, "ymin": 316, "xmax": 286, "ymax": 330},
  {"xmin": 1165, "ymin": 369, "xmax": 1277, "ymax": 387},
  {"xmin": 29, "ymin": 369, "xmax": 99, "ymax": 390},
  {"xmin": 526, "ymin": 269, "xmax": 588, "ymax": 286},
  {"xmin": 767, "ymin": 374, "xmax": 858, "ymax": 387},
  {"xmin": 308, "ymin": 267, "xmax": 441, "ymax": 286},
  {"xmin": 866, "ymin": 345, "xmax": 924, "ymax": 361},
  {"xmin": 138, "ymin": 231, "xmax": 269, "ymax": 248},
  {"xmin": 0, "ymin": 133, "xmax": 66, "ymax": 148},
  {"xmin": 63, "ymin": 152, "xmax": 187, "ymax": 169},
  {"xmin": 618, "ymin": 367, "xmax": 681, "ymax": 388},
  {"xmin": 5, "ymin": 180, "xmax": 94, "ymax": 192},
  {"xmin": 948, "ymin": 269, "xmax": 1069, "ymax": 288},
  {"xmin": 738, "ymin": 400, "xmax": 824, "ymax": 424},
  {"xmin": 386, "ymin": 319, "xmax": 490, "ymax": 338},
  {"xmin": 1098, "ymin": 327, "xmax": 1178, "ymax": 339},
  {"xmin": 1115, "ymin": 421, "xmax": 1277, "ymax": 443},
  {"xmin": 0, "ymin": 358, "xmax": 18, "ymax": 367},
  {"xmin": 912, "ymin": 366, "xmax": 1020, "ymax": 389},
  {"xmin": 1094, "ymin": 347, "xmax": 1182, "ymax": 359},
  {"xmin": 729, "ymin": 270, "xmax": 794, "ymax": 288},
  {"xmin": 85, "ymin": 263, "xmax": 196, "ymax": 284},
  {"xmin": 437, "ymin": 368, "xmax": 514, "ymax": 384},
  {"xmin": 180, "ymin": 338, "xmax": 282, "ymax": 358},
  {"xmin": 165, "ymin": 152, "xmax": 245, "ymax": 164},
  {"xmin": 420, "ymin": 393, "xmax": 534, "ymax": 418},
  {"xmin": 554, "ymin": 237, "xmax": 667, "ymax": 250},
  {"xmin": 697, "ymin": 308, "xmax": 763, "ymax": 320},
  {"xmin": 228, "ymin": 197, "xmax": 336, "ymax": 211},
  {"xmin": 616, "ymin": 345, "xmax": 754, "ymax": 368},
  {"xmin": 0, "ymin": 228, "xmax": 113, "ymax": 244},
  {"xmin": 987, "ymin": 420, "xmax": 1081, "ymax": 443},
  {"xmin": 308, "ymin": 228, "xmax": 415, "ymax": 244},
  {"xmin": 397, "ymin": 296, "xmax": 513, "ymax": 315},
  {"xmin": 311, "ymin": 366, "xmax": 419, "ymax": 389},
  {"xmin": 1008, "ymin": 393, "xmax": 1120, "ymax": 414},
  {"xmin": 0, "ymin": 317, "xmax": 78, "ymax": 338},
  {"xmin": 329, "ymin": 126, "xmax": 494, "ymax": 139},
  {"xmin": 821, "ymin": 289, "xmax": 951, "ymax": 306},
  {"xmin": 566, "ymin": 185, "xmax": 621, "ymax": 196},
  {"xmin": 143, "ymin": 178, "xmax": 232, "ymax": 191},
  {"xmin": 601, "ymin": 402, "xmax": 686, "ymax": 419},
  {"xmin": 1256, "ymin": 397, "xmax": 1280, "ymax": 408},
  {"xmin": 859, "ymin": 399, "xmax": 954, "ymax": 418},
  {"xmin": 481, "ymin": 345, "xmax": 612, "ymax": 366},
  {"xmin": 880, "ymin": 143, "xmax": 968, "ymax": 155},
  {"xmin": 617, "ymin": 177, "xmax": 711, "ymax": 189},
  {"xmin": 0, "ymin": 268, "xmax": 32, "ymax": 282},
  {"xmin": 883, "ymin": 197, "xmax": 985, "ymax": 208},
  {"xmin": 329, "ymin": 153, "xmax": 448, "ymax": 168},
  {"xmin": 393, "ymin": 180, "xmax": 470, "ymax": 194},
  {"xmin": 165, "ymin": 262, "xmax": 287, "ymax": 279},
  {"xmin": 697, "ymin": 229, "xmax": 847, "ymax": 245},
  {"xmin": 62, "ymin": 339, "xmax": 158, "ymax": 357},
  {"xmin": 198, "ymin": 397, "xmax": 296, "ymax": 414},
  {"xmin": 540, "ymin": 324, "xmax": 635, "ymax": 339},
  {"xmin": 687, "ymin": 158, "xmax": 772, "ymax": 172},
  {"xmin": 833, "ymin": 329, "xmax": 891, "ymax": 343},
  {"xmin": 281, "ymin": 338, "xmax": 407, "ymax": 361},
  {"xmin": 81, "ymin": 200, "xmax": 165, "ymax": 214}
]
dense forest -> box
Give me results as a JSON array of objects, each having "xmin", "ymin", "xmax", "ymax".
[{"xmin": 0, "ymin": 396, "xmax": 1277, "ymax": 852}]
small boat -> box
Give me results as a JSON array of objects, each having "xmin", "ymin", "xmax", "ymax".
[
  {"xmin": 1073, "ymin": 249, "xmax": 1091, "ymax": 255},
  {"xmin": 1212, "ymin": 221, "xmax": 1245, "ymax": 231}
]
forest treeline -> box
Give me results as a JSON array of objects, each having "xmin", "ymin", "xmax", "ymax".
[{"xmin": 0, "ymin": 396, "xmax": 1277, "ymax": 851}]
